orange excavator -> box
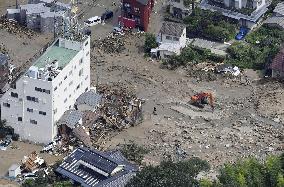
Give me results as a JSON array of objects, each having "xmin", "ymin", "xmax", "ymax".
[{"xmin": 190, "ymin": 92, "xmax": 214, "ymax": 110}]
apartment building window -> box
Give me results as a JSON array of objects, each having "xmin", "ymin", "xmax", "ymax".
[
  {"xmin": 30, "ymin": 119, "xmax": 37, "ymax": 125},
  {"xmin": 85, "ymin": 75, "xmax": 89, "ymax": 80},
  {"xmin": 3, "ymin": 103, "xmax": 10, "ymax": 108},
  {"xmin": 74, "ymin": 65, "xmax": 77, "ymax": 69},
  {"xmin": 26, "ymin": 96, "xmax": 38, "ymax": 102},
  {"xmin": 76, "ymin": 84, "xmax": 80, "ymax": 90},
  {"xmin": 69, "ymin": 70, "xmax": 72, "ymax": 75},
  {"xmin": 85, "ymin": 41, "xmax": 89, "ymax": 46},
  {"xmin": 54, "ymin": 108, "xmax": 57, "ymax": 114},
  {"xmin": 85, "ymin": 87, "xmax": 88, "ymax": 92},
  {"xmin": 69, "ymin": 81, "xmax": 73, "ymax": 86},
  {"xmin": 54, "ymin": 86, "xmax": 58, "ymax": 91},
  {"xmin": 64, "ymin": 75, "xmax": 67, "ymax": 80},
  {"xmin": 11, "ymin": 92, "xmax": 18, "ymax": 98},
  {"xmin": 64, "ymin": 87, "xmax": 67, "ymax": 92},
  {"xmin": 35, "ymin": 87, "xmax": 50, "ymax": 94},
  {"xmin": 39, "ymin": 111, "xmax": 46, "ymax": 116},
  {"xmin": 27, "ymin": 108, "xmax": 33, "ymax": 113},
  {"xmin": 86, "ymin": 51, "xmax": 90, "ymax": 56},
  {"xmin": 69, "ymin": 94, "xmax": 71, "ymax": 98},
  {"xmin": 59, "ymin": 81, "xmax": 62, "ymax": 86},
  {"xmin": 79, "ymin": 58, "xmax": 83, "ymax": 65},
  {"xmin": 64, "ymin": 98, "xmax": 67, "ymax": 103},
  {"xmin": 18, "ymin": 117, "xmax": 22, "ymax": 121},
  {"xmin": 79, "ymin": 69, "xmax": 83, "ymax": 76}
]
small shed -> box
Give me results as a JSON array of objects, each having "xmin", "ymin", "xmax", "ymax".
[{"xmin": 8, "ymin": 164, "xmax": 21, "ymax": 178}]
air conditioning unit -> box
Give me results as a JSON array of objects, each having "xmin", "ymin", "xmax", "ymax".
[{"xmin": 19, "ymin": 98, "xmax": 23, "ymax": 102}]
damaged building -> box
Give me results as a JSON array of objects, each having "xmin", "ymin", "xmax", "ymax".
[
  {"xmin": 0, "ymin": 35, "xmax": 91, "ymax": 143},
  {"xmin": 6, "ymin": 0, "xmax": 70, "ymax": 33}
]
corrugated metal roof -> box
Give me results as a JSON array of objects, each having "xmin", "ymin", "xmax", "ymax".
[
  {"xmin": 0, "ymin": 53, "xmax": 8, "ymax": 66},
  {"xmin": 264, "ymin": 16, "xmax": 284, "ymax": 29},
  {"xmin": 58, "ymin": 110, "xmax": 83, "ymax": 129},
  {"xmin": 75, "ymin": 91, "xmax": 103, "ymax": 108}
]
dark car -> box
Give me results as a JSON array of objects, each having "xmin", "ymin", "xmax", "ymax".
[
  {"xmin": 235, "ymin": 27, "xmax": 249, "ymax": 40},
  {"xmin": 101, "ymin": 10, "xmax": 113, "ymax": 20}
]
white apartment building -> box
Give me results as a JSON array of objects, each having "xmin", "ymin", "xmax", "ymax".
[{"xmin": 1, "ymin": 36, "xmax": 91, "ymax": 143}]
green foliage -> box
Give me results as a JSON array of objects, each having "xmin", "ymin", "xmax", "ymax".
[
  {"xmin": 226, "ymin": 26, "xmax": 284, "ymax": 69},
  {"xmin": 144, "ymin": 33, "xmax": 158, "ymax": 55},
  {"xmin": 200, "ymin": 178, "xmax": 214, "ymax": 187},
  {"xmin": 215, "ymin": 154, "xmax": 284, "ymax": 187},
  {"xmin": 121, "ymin": 142, "xmax": 149, "ymax": 165},
  {"xmin": 126, "ymin": 158, "xmax": 210, "ymax": 187},
  {"xmin": 163, "ymin": 46, "xmax": 224, "ymax": 69},
  {"xmin": 53, "ymin": 181, "xmax": 73, "ymax": 187},
  {"xmin": 184, "ymin": 8, "xmax": 237, "ymax": 42}
]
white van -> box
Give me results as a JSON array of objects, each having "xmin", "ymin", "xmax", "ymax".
[{"xmin": 84, "ymin": 16, "xmax": 101, "ymax": 27}]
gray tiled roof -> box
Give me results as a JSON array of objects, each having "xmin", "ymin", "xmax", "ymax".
[
  {"xmin": 56, "ymin": 147, "xmax": 138, "ymax": 187},
  {"xmin": 274, "ymin": 2, "xmax": 284, "ymax": 16},
  {"xmin": 264, "ymin": 16, "xmax": 284, "ymax": 29},
  {"xmin": 75, "ymin": 90, "xmax": 103, "ymax": 108},
  {"xmin": 160, "ymin": 21, "xmax": 186, "ymax": 37},
  {"xmin": 58, "ymin": 110, "xmax": 83, "ymax": 129}
]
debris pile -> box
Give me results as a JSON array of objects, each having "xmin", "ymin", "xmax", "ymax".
[
  {"xmin": 89, "ymin": 84, "xmax": 143, "ymax": 148},
  {"xmin": 186, "ymin": 62, "xmax": 240, "ymax": 81},
  {"xmin": 0, "ymin": 18, "xmax": 35, "ymax": 37},
  {"xmin": 94, "ymin": 34, "xmax": 126, "ymax": 53},
  {"xmin": 22, "ymin": 151, "xmax": 46, "ymax": 173}
]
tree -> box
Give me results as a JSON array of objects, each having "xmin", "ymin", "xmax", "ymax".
[
  {"xmin": 53, "ymin": 181, "xmax": 73, "ymax": 187},
  {"xmin": 126, "ymin": 158, "xmax": 210, "ymax": 187},
  {"xmin": 144, "ymin": 33, "xmax": 158, "ymax": 55},
  {"xmin": 121, "ymin": 142, "xmax": 149, "ymax": 165},
  {"xmin": 265, "ymin": 156, "xmax": 284, "ymax": 187}
]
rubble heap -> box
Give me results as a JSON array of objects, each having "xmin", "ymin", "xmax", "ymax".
[
  {"xmin": 90, "ymin": 84, "xmax": 143, "ymax": 148},
  {"xmin": 0, "ymin": 18, "xmax": 35, "ymax": 37},
  {"xmin": 94, "ymin": 34, "xmax": 126, "ymax": 53}
]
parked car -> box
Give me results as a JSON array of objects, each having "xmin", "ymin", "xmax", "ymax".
[
  {"xmin": 113, "ymin": 27, "xmax": 124, "ymax": 35},
  {"xmin": 101, "ymin": 10, "xmax": 113, "ymax": 20},
  {"xmin": 84, "ymin": 16, "xmax": 101, "ymax": 27},
  {"xmin": 23, "ymin": 173, "xmax": 37, "ymax": 180},
  {"xmin": 235, "ymin": 27, "xmax": 249, "ymax": 40}
]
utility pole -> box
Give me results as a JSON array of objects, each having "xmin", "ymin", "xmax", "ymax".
[{"xmin": 16, "ymin": 0, "xmax": 18, "ymax": 9}]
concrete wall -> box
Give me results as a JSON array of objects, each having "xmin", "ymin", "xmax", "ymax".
[
  {"xmin": 0, "ymin": 37, "xmax": 91, "ymax": 143},
  {"xmin": 160, "ymin": 28, "xmax": 186, "ymax": 47},
  {"xmin": 1, "ymin": 76, "xmax": 54, "ymax": 143}
]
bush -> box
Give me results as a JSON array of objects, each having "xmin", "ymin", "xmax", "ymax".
[
  {"xmin": 226, "ymin": 26, "xmax": 284, "ymax": 69},
  {"xmin": 126, "ymin": 158, "xmax": 210, "ymax": 187},
  {"xmin": 121, "ymin": 142, "xmax": 149, "ymax": 165},
  {"xmin": 163, "ymin": 46, "xmax": 224, "ymax": 69},
  {"xmin": 144, "ymin": 33, "xmax": 158, "ymax": 55},
  {"xmin": 12, "ymin": 133, "xmax": 19, "ymax": 141},
  {"xmin": 184, "ymin": 8, "xmax": 238, "ymax": 42}
]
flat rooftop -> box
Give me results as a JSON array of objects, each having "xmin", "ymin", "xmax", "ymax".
[{"xmin": 33, "ymin": 45, "xmax": 78, "ymax": 69}]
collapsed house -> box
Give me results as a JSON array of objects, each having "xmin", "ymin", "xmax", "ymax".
[
  {"xmin": 56, "ymin": 147, "xmax": 138, "ymax": 187},
  {"xmin": 151, "ymin": 22, "xmax": 187, "ymax": 59},
  {"xmin": 0, "ymin": 53, "xmax": 12, "ymax": 94},
  {"xmin": 6, "ymin": 0, "xmax": 70, "ymax": 33}
]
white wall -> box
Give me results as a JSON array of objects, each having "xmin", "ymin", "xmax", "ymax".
[
  {"xmin": 1, "ymin": 76, "xmax": 53, "ymax": 143},
  {"xmin": 0, "ymin": 36, "xmax": 91, "ymax": 143}
]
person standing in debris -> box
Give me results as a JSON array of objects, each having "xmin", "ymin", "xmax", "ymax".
[{"xmin": 153, "ymin": 107, "xmax": 157, "ymax": 115}]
